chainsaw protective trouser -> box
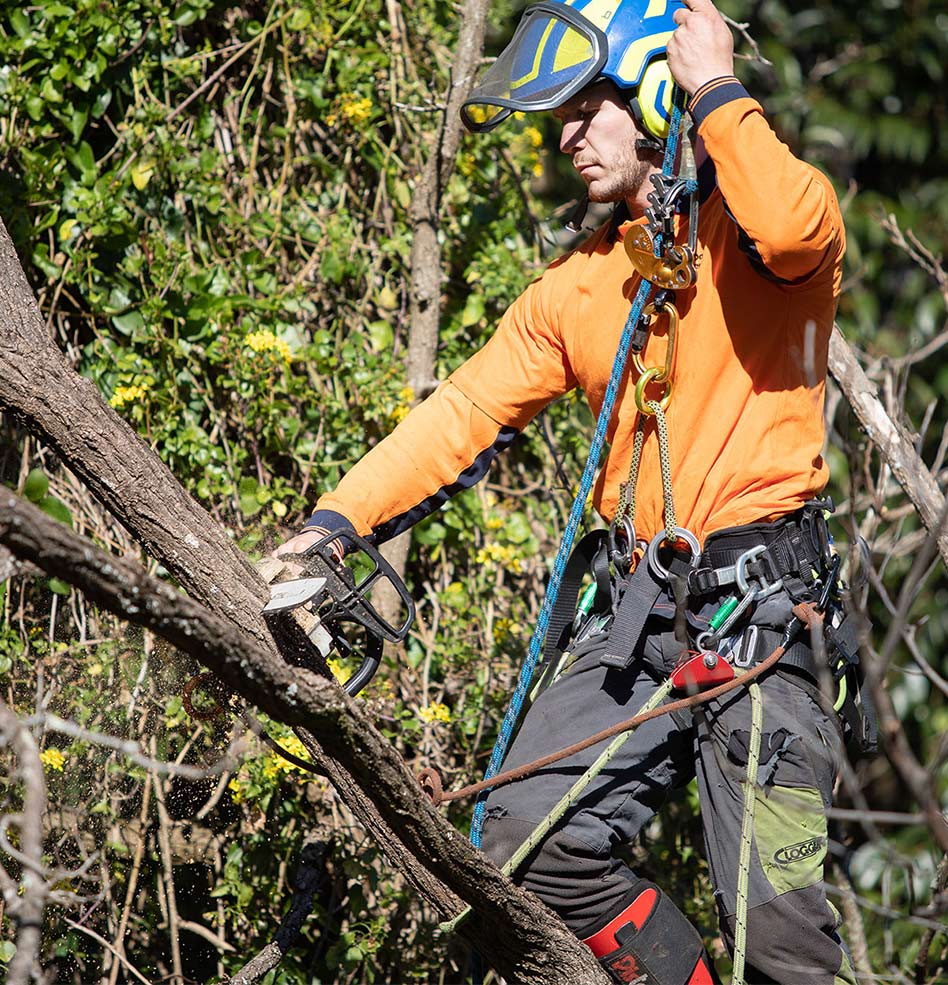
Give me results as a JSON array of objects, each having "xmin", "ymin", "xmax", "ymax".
[{"xmin": 480, "ymin": 586, "xmax": 857, "ymax": 985}]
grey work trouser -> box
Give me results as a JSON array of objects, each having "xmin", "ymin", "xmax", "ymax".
[{"xmin": 480, "ymin": 589, "xmax": 857, "ymax": 985}]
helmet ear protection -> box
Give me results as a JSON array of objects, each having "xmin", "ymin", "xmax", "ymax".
[
  {"xmin": 461, "ymin": 0, "xmax": 683, "ymax": 142},
  {"xmin": 631, "ymin": 59, "xmax": 674, "ymax": 140}
]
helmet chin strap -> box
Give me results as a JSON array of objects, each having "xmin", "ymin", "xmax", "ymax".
[
  {"xmin": 565, "ymin": 195, "xmax": 590, "ymax": 232},
  {"xmin": 636, "ymin": 135, "xmax": 664, "ymax": 153}
]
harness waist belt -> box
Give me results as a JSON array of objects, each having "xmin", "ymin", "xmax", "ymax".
[{"xmin": 689, "ymin": 503, "xmax": 832, "ymax": 596}]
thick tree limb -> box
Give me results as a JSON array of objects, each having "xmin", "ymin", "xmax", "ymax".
[
  {"xmin": 828, "ymin": 325, "xmax": 948, "ymax": 568},
  {"xmin": 0, "ymin": 489, "xmax": 606, "ymax": 984}
]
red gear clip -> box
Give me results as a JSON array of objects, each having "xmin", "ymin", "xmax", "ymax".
[{"xmin": 670, "ymin": 650, "xmax": 735, "ymax": 691}]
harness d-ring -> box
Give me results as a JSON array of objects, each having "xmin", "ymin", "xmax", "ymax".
[{"xmin": 646, "ymin": 527, "xmax": 701, "ymax": 581}]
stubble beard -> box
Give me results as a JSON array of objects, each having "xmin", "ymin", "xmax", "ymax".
[{"xmin": 585, "ymin": 142, "xmax": 659, "ymax": 206}]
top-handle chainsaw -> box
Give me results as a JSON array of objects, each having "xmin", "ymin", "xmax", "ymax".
[{"xmin": 263, "ymin": 529, "xmax": 415, "ymax": 696}]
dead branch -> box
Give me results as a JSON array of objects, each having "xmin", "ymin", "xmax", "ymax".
[
  {"xmin": 0, "ymin": 488, "xmax": 606, "ymax": 984},
  {"xmin": 0, "ymin": 697, "xmax": 48, "ymax": 985},
  {"xmin": 828, "ymin": 325, "xmax": 948, "ymax": 569},
  {"xmin": 227, "ymin": 831, "xmax": 331, "ymax": 985}
]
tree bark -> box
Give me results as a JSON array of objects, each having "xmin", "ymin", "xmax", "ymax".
[
  {"xmin": 0, "ymin": 487, "xmax": 605, "ymax": 985},
  {"xmin": 405, "ymin": 0, "xmax": 491, "ymax": 401}
]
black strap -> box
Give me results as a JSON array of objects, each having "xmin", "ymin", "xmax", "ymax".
[
  {"xmin": 600, "ymin": 559, "xmax": 668, "ymax": 670},
  {"xmin": 689, "ymin": 507, "xmax": 831, "ymax": 596},
  {"xmin": 542, "ymin": 530, "xmax": 611, "ymax": 665}
]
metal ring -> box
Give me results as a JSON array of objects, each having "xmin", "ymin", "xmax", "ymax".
[
  {"xmin": 634, "ymin": 367, "xmax": 672, "ymax": 415},
  {"xmin": 646, "ymin": 527, "xmax": 701, "ymax": 581}
]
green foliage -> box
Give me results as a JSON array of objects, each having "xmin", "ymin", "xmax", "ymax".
[{"xmin": 1, "ymin": 1, "xmax": 946, "ymax": 983}]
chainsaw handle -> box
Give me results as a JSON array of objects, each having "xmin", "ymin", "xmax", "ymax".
[
  {"xmin": 341, "ymin": 633, "xmax": 383, "ymax": 697},
  {"xmin": 305, "ymin": 528, "xmax": 415, "ymax": 643}
]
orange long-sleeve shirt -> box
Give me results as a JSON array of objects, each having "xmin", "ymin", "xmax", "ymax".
[{"xmin": 309, "ymin": 80, "xmax": 845, "ymax": 548}]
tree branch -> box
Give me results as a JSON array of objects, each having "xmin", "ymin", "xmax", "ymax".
[
  {"xmin": 828, "ymin": 325, "xmax": 948, "ymax": 569},
  {"xmin": 0, "ymin": 489, "xmax": 606, "ymax": 984}
]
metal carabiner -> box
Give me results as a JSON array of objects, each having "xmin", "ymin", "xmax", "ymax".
[
  {"xmin": 608, "ymin": 514, "xmax": 636, "ymax": 571},
  {"xmin": 646, "ymin": 527, "xmax": 701, "ymax": 582},
  {"xmin": 631, "ymin": 302, "xmax": 679, "ymax": 383},
  {"xmin": 735, "ymin": 544, "xmax": 784, "ymax": 599}
]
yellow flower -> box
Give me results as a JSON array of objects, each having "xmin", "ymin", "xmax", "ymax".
[
  {"xmin": 340, "ymin": 95, "xmax": 372, "ymax": 126},
  {"xmin": 109, "ymin": 383, "xmax": 150, "ymax": 409},
  {"xmin": 532, "ymin": 160, "xmax": 544, "ymax": 178},
  {"xmin": 245, "ymin": 330, "xmax": 292, "ymax": 362},
  {"xmin": 227, "ymin": 777, "xmax": 245, "ymax": 804},
  {"xmin": 40, "ymin": 748, "xmax": 66, "ymax": 772},
  {"xmin": 522, "ymin": 125, "xmax": 543, "ymax": 148},
  {"xmin": 326, "ymin": 657, "xmax": 348, "ymax": 683},
  {"xmin": 398, "ymin": 386, "xmax": 415, "ymax": 403},
  {"xmin": 418, "ymin": 702, "xmax": 451, "ymax": 725},
  {"xmin": 475, "ymin": 542, "xmax": 523, "ymax": 574}
]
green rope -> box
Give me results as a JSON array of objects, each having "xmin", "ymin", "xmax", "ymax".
[
  {"xmin": 616, "ymin": 399, "xmax": 677, "ymax": 543},
  {"xmin": 652, "ymin": 401, "xmax": 677, "ymax": 543},
  {"xmin": 439, "ymin": 678, "xmax": 675, "ymax": 935},
  {"xmin": 732, "ymin": 677, "xmax": 764, "ymax": 985}
]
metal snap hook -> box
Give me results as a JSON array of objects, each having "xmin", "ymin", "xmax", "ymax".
[{"xmin": 608, "ymin": 515, "xmax": 636, "ymax": 570}]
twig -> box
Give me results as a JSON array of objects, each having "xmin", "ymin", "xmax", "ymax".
[
  {"xmin": 64, "ymin": 918, "xmax": 154, "ymax": 985},
  {"xmin": 27, "ymin": 712, "xmax": 248, "ymax": 779},
  {"xmin": 722, "ymin": 14, "xmax": 772, "ymax": 66},
  {"xmin": 151, "ymin": 757, "xmax": 183, "ymax": 984},
  {"xmin": 107, "ymin": 774, "xmax": 153, "ymax": 985},
  {"xmin": 913, "ymin": 853, "xmax": 948, "ymax": 984}
]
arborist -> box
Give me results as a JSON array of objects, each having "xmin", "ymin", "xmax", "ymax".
[{"xmin": 275, "ymin": 1, "xmax": 870, "ymax": 982}]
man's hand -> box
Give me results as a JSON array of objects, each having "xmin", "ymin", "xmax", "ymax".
[
  {"xmin": 666, "ymin": 0, "xmax": 735, "ymax": 97},
  {"xmin": 274, "ymin": 527, "xmax": 328, "ymax": 560}
]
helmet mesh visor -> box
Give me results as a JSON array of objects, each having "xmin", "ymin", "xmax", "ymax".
[{"xmin": 462, "ymin": 8, "xmax": 602, "ymax": 130}]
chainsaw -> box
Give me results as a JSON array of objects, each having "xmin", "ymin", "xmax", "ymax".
[{"xmin": 263, "ymin": 528, "xmax": 415, "ymax": 696}]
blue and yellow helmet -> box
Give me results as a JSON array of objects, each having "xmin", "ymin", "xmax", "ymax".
[{"xmin": 461, "ymin": 0, "xmax": 684, "ymax": 140}]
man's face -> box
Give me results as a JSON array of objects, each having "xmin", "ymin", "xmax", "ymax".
[{"xmin": 553, "ymin": 83, "xmax": 661, "ymax": 214}]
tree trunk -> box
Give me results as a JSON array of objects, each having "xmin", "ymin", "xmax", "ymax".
[{"xmin": 0, "ymin": 223, "xmax": 606, "ymax": 984}]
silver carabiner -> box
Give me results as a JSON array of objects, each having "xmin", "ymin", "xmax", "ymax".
[
  {"xmin": 646, "ymin": 527, "xmax": 701, "ymax": 582},
  {"xmin": 736, "ymin": 544, "xmax": 784, "ymax": 599},
  {"xmin": 608, "ymin": 515, "xmax": 637, "ymax": 571}
]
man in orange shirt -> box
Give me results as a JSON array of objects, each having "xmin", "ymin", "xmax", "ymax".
[{"xmin": 277, "ymin": 2, "xmax": 862, "ymax": 982}]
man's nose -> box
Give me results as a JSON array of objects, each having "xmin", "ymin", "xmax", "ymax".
[{"xmin": 559, "ymin": 120, "xmax": 584, "ymax": 154}]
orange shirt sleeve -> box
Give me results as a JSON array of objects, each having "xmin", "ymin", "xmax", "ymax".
[
  {"xmin": 310, "ymin": 270, "xmax": 577, "ymax": 541},
  {"xmin": 690, "ymin": 77, "xmax": 845, "ymax": 284}
]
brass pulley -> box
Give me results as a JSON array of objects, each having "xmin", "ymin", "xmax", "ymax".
[{"xmin": 624, "ymin": 225, "xmax": 697, "ymax": 290}]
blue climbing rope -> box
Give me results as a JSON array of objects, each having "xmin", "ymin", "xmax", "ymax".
[{"xmin": 470, "ymin": 88, "xmax": 691, "ymax": 848}]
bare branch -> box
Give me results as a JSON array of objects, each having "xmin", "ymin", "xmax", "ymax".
[
  {"xmin": 0, "ymin": 697, "xmax": 48, "ymax": 985},
  {"xmin": 828, "ymin": 326, "xmax": 948, "ymax": 568}
]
